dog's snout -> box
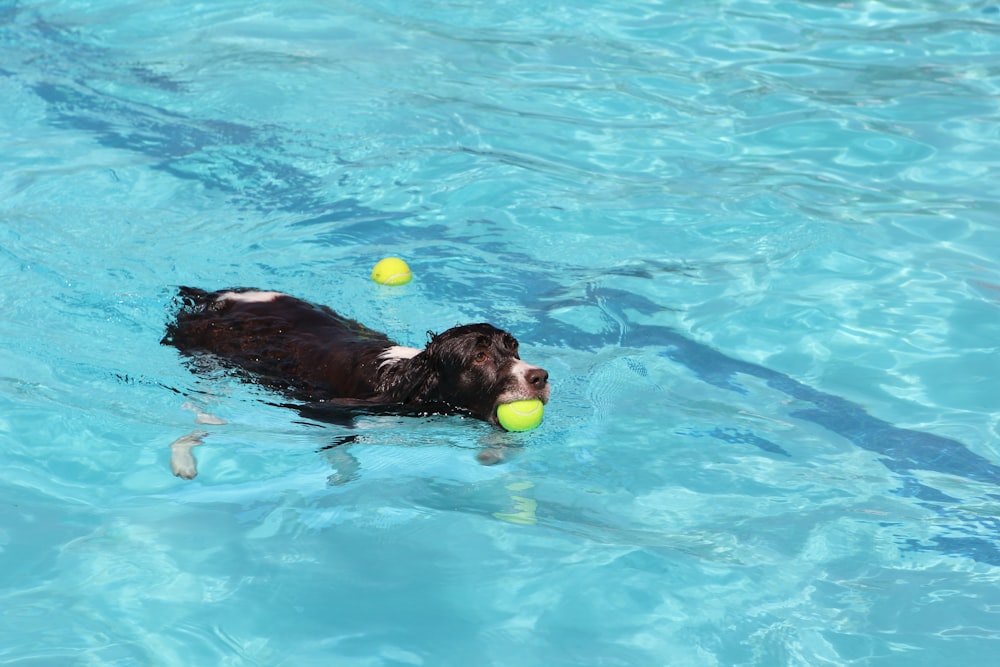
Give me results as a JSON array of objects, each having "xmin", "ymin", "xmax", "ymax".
[{"xmin": 526, "ymin": 367, "xmax": 549, "ymax": 387}]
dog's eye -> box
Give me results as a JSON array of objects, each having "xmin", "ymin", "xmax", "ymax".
[{"xmin": 474, "ymin": 351, "xmax": 490, "ymax": 364}]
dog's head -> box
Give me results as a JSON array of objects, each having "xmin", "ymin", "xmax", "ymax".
[{"xmin": 416, "ymin": 323, "xmax": 550, "ymax": 425}]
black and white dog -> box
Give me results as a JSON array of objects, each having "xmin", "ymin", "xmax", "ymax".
[{"xmin": 162, "ymin": 287, "xmax": 550, "ymax": 476}]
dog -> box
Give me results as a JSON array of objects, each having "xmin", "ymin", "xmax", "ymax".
[{"xmin": 162, "ymin": 287, "xmax": 551, "ymax": 476}]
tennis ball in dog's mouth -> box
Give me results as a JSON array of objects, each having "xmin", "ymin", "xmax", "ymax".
[
  {"xmin": 496, "ymin": 399, "xmax": 544, "ymax": 432},
  {"xmin": 371, "ymin": 257, "xmax": 412, "ymax": 286}
]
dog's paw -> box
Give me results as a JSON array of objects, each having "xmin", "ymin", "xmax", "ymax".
[
  {"xmin": 476, "ymin": 447, "xmax": 507, "ymax": 466},
  {"xmin": 182, "ymin": 401, "xmax": 227, "ymax": 425},
  {"xmin": 169, "ymin": 430, "xmax": 207, "ymax": 479}
]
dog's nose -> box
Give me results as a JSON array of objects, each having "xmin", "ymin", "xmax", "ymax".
[{"xmin": 526, "ymin": 367, "xmax": 549, "ymax": 387}]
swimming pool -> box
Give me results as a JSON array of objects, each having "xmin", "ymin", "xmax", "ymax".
[{"xmin": 2, "ymin": 0, "xmax": 999, "ymax": 664}]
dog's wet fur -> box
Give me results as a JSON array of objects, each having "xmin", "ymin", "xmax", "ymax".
[{"xmin": 161, "ymin": 287, "xmax": 550, "ymax": 477}]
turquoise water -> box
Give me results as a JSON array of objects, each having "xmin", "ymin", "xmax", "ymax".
[{"xmin": 3, "ymin": 0, "xmax": 1000, "ymax": 664}]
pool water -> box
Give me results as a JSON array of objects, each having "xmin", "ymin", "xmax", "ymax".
[{"xmin": 3, "ymin": 1, "xmax": 1000, "ymax": 664}]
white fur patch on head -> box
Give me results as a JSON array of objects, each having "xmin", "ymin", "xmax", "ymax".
[
  {"xmin": 216, "ymin": 290, "xmax": 286, "ymax": 303},
  {"xmin": 496, "ymin": 360, "xmax": 551, "ymax": 405},
  {"xmin": 378, "ymin": 345, "xmax": 422, "ymax": 368}
]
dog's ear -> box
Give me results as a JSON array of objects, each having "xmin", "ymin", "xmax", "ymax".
[
  {"xmin": 423, "ymin": 325, "xmax": 489, "ymax": 369},
  {"xmin": 377, "ymin": 352, "xmax": 443, "ymax": 404}
]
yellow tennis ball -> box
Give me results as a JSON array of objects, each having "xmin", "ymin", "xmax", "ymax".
[
  {"xmin": 497, "ymin": 399, "xmax": 544, "ymax": 432},
  {"xmin": 371, "ymin": 257, "xmax": 412, "ymax": 286}
]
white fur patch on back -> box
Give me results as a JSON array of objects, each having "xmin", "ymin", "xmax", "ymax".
[
  {"xmin": 378, "ymin": 345, "xmax": 422, "ymax": 368},
  {"xmin": 216, "ymin": 290, "xmax": 286, "ymax": 303}
]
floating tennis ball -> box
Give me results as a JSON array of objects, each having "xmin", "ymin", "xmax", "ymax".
[
  {"xmin": 371, "ymin": 257, "xmax": 412, "ymax": 286},
  {"xmin": 496, "ymin": 399, "xmax": 544, "ymax": 432}
]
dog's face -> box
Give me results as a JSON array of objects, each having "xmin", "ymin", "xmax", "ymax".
[{"xmin": 424, "ymin": 324, "xmax": 550, "ymax": 424}]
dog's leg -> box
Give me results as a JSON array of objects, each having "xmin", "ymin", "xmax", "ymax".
[
  {"xmin": 476, "ymin": 428, "xmax": 524, "ymax": 466},
  {"xmin": 477, "ymin": 447, "xmax": 508, "ymax": 465},
  {"xmin": 324, "ymin": 448, "xmax": 361, "ymax": 485},
  {"xmin": 182, "ymin": 400, "xmax": 227, "ymax": 425},
  {"xmin": 319, "ymin": 435, "xmax": 361, "ymax": 485},
  {"xmin": 170, "ymin": 430, "xmax": 207, "ymax": 479}
]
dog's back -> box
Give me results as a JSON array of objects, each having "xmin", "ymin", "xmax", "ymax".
[
  {"xmin": 164, "ymin": 287, "xmax": 550, "ymax": 426},
  {"xmin": 163, "ymin": 287, "xmax": 395, "ymax": 401}
]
